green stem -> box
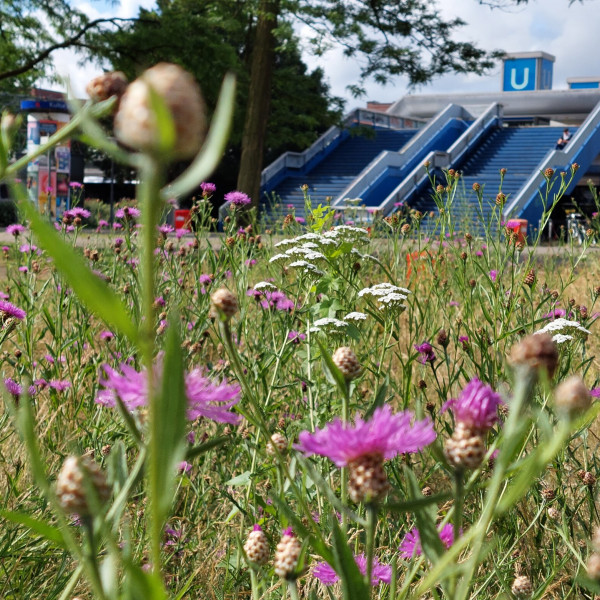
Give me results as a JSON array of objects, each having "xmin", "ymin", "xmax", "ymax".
[
  {"xmin": 250, "ymin": 568, "xmax": 260, "ymax": 600},
  {"xmin": 365, "ymin": 503, "xmax": 377, "ymax": 590},
  {"xmin": 287, "ymin": 579, "xmax": 300, "ymax": 600},
  {"xmin": 138, "ymin": 156, "xmax": 166, "ymax": 575},
  {"xmin": 453, "ymin": 468, "xmax": 464, "ymax": 551},
  {"xmin": 82, "ymin": 517, "xmax": 108, "ymax": 600}
]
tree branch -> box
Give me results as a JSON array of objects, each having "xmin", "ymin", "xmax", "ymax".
[{"xmin": 0, "ymin": 17, "xmax": 136, "ymax": 82}]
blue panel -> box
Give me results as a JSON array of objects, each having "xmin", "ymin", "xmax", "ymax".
[
  {"xmin": 503, "ymin": 58, "xmax": 537, "ymax": 92},
  {"xmin": 540, "ymin": 59, "xmax": 553, "ymax": 90},
  {"xmin": 570, "ymin": 81, "xmax": 600, "ymax": 89}
]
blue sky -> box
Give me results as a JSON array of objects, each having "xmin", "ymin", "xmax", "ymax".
[{"xmin": 51, "ymin": 0, "xmax": 600, "ymax": 107}]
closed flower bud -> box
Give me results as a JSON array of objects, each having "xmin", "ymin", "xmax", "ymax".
[
  {"xmin": 544, "ymin": 168, "xmax": 555, "ymax": 179},
  {"xmin": 332, "ymin": 347, "xmax": 362, "ymax": 380},
  {"xmin": 496, "ymin": 193, "xmax": 506, "ymax": 206},
  {"xmin": 436, "ymin": 329, "xmax": 449, "ymax": 348},
  {"xmin": 86, "ymin": 71, "xmax": 128, "ymax": 104},
  {"xmin": 523, "ymin": 269, "xmax": 535, "ymax": 287},
  {"xmin": 115, "ymin": 63, "xmax": 207, "ymax": 160},
  {"xmin": 511, "ymin": 575, "xmax": 533, "ymax": 598},
  {"xmin": 56, "ymin": 455, "xmax": 111, "ymax": 515},
  {"xmin": 401, "ymin": 223, "xmax": 411, "ymax": 234},
  {"xmin": 444, "ymin": 422, "xmax": 486, "ymax": 470},
  {"xmin": 509, "ymin": 333, "xmax": 558, "ymax": 379},
  {"xmin": 266, "ymin": 432, "xmax": 287, "ymax": 455},
  {"xmin": 588, "ymin": 553, "xmax": 600, "ymax": 580},
  {"xmin": 210, "ymin": 288, "xmax": 238, "ymax": 320},
  {"xmin": 274, "ymin": 529, "xmax": 302, "ymax": 579},
  {"xmin": 244, "ymin": 525, "xmax": 270, "ymax": 565},
  {"xmin": 540, "ymin": 487, "xmax": 555, "ymax": 501},
  {"xmin": 555, "ymin": 375, "xmax": 591, "ymax": 417},
  {"xmin": 472, "ymin": 182, "xmax": 481, "ymax": 191}
]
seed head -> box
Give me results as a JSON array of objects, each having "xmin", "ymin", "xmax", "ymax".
[
  {"xmin": 332, "ymin": 347, "xmax": 362, "ymax": 380},
  {"xmin": 540, "ymin": 487, "xmax": 556, "ymax": 501},
  {"xmin": 555, "ymin": 375, "xmax": 591, "ymax": 417},
  {"xmin": 56, "ymin": 455, "xmax": 111, "ymax": 515},
  {"xmin": 115, "ymin": 63, "xmax": 207, "ymax": 159},
  {"xmin": 244, "ymin": 525, "xmax": 270, "ymax": 565},
  {"xmin": 509, "ymin": 333, "xmax": 558, "ymax": 379},
  {"xmin": 274, "ymin": 529, "xmax": 302, "ymax": 579},
  {"xmin": 547, "ymin": 506, "xmax": 560, "ymax": 520},
  {"xmin": 210, "ymin": 288, "xmax": 238, "ymax": 320},
  {"xmin": 511, "ymin": 575, "xmax": 533, "ymax": 598},
  {"xmin": 495, "ymin": 193, "xmax": 506, "ymax": 206},
  {"xmin": 580, "ymin": 470, "xmax": 596, "ymax": 487},
  {"xmin": 421, "ymin": 486, "xmax": 432, "ymax": 496}
]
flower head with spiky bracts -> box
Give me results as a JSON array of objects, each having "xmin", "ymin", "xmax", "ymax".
[{"xmin": 442, "ymin": 378, "xmax": 503, "ymax": 432}]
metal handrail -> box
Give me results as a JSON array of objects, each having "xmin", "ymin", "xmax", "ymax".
[
  {"xmin": 366, "ymin": 103, "xmax": 502, "ymax": 215},
  {"xmin": 333, "ymin": 104, "xmax": 470, "ymax": 205},
  {"xmin": 504, "ymin": 98, "xmax": 600, "ymax": 217},
  {"xmin": 260, "ymin": 108, "xmax": 426, "ymax": 189}
]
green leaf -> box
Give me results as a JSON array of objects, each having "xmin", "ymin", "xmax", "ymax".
[
  {"xmin": 404, "ymin": 466, "xmax": 445, "ymax": 562},
  {"xmin": 124, "ymin": 563, "xmax": 168, "ymax": 600},
  {"xmin": 225, "ymin": 470, "xmax": 252, "ymax": 486},
  {"xmin": 162, "ymin": 74, "xmax": 236, "ymax": 201},
  {"xmin": 185, "ymin": 436, "xmax": 228, "ymax": 460},
  {"xmin": 0, "ymin": 509, "xmax": 66, "ymax": 547},
  {"xmin": 149, "ymin": 314, "xmax": 188, "ymax": 530},
  {"xmin": 146, "ymin": 82, "xmax": 176, "ymax": 157},
  {"xmin": 16, "ymin": 187, "xmax": 138, "ymax": 345},
  {"xmin": 330, "ymin": 518, "xmax": 370, "ymax": 600}
]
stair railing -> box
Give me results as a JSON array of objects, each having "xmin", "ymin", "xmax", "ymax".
[
  {"xmin": 333, "ymin": 104, "xmax": 470, "ymax": 205},
  {"xmin": 504, "ymin": 98, "xmax": 600, "ymax": 219},
  {"xmin": 260, "ymin": 108, "xmax": 425, "ymax": 191}
]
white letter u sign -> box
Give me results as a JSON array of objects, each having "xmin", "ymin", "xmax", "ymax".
[{"xmin": 510, "ymin": 68, "xmax": 529, "ymax": 90}]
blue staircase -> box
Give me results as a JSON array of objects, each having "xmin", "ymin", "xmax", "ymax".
[
  {"xmin": 266, "ymin": 128, "xmax": 416, "ymax": 215},
  {"xmin": 407, "ymin": 126, "xmax": 568, "ymax": 232}
]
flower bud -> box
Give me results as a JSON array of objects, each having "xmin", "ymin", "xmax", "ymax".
[
  {"xmin": 554, "ymin": 375, "xmax": 591, "ymax": 417},
  {"xmin": 444, "ymin": 422, "xmax": 486, "ymax": 470},
  {"xmin": 56, "ymin": 455, "xmax": 111, "ymax": 515},
  {"xmin": 511, "ymin": 575, "xmax": 533, "ymax": 598},
  {"xmin": 115, "ymin": 63, "xmax": 207, "ymax": 159},
  {"xmin": 244, "ymin": 525, "xmax": 270, "ymax": 565},
  {"xmin": 86, "ymin": 71, "xmax": 128, "ymax": 104},
  {"xmin": 332, "ymin": 347, "xmax": 362, "ymax": 380},
  {"xmin": 210, "ymin": 288, "xmax": 238, "ymax": 320},
  {"xmin": 266, "ymin": 432, "xmax": 287, "ymax": 455},
  {"xmin": 274, "ymin": 529, "xmax": 302, "ymax": 579},
  {"xmin": 509, "ymin": 333, "xmax": 558, "ymax": 379}
]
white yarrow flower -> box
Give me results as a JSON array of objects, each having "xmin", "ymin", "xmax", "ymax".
[{"xmin": 344, "ymin": 312, "xmax": 367, "ymax": 321}]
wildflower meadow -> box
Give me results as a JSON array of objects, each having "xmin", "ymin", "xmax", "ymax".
[{"xmin": 3, "ymin": 64, "xmax": 600, "ymax": 600}]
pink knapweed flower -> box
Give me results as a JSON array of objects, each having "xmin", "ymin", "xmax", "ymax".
[
  {"xmin": 489, "ymin": 270, "xmax": 498, "ymax": 283},
  {"xmin": 96, "ymin": 362, "xmax": 241, "ymax": 424},
  {"xmin": 414, "ymin": 341, "xmax": 436, "ymax": 364},
  {"xmin": 6, "ymin": 224, "xmax": 26, "ymax": 236},
  {"xmin": 0, "ymin": 300, "xmax": 26, "ymax": 321},
  {"xmin": 49, "ymin": 379, "xmax": 72, "ymax": 392},
  {"xmin": 296, "ymin": 405, "xmax": 436, "ymax": 468},
  {"xmin": 224, "ymin": 190, "xmax": 251, "ymax": 206},
  {"xmin": 441, "ymin": 378, "xmax": 503, "ymax": 431},
  {"xmin": 115, "ymin": 206, "xmax": 141, "ymax": 219},
  {"xmin": 201, "ymin": 182, "xmax": 216, "ymax": 196},
  {"xmin": 399, "ymin": 523, "xmax": 456, "ymax": 559}
]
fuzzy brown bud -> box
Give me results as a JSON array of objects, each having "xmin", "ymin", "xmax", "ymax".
[
  {"xmin": 86, "ymin": 71, "xmax": 128, "ymax": 104},
  {"xmin": 244, "ymin": 526, "xmax": 270, "ymax": 565},
  {"xmin": 523, "ymin": 269, "xmax": 535, "ymax": 287},
  {"xmin": 511, "ymin": 575, "xmax": 533, "ymax": 598},
  {"xmin": 266, "ymin": 433, "xmax": 287, "ymax": 455},
  {"xmin": 555, "ymin": 375, "xmax": 591, "ymax": 417},
  {"xmin": 332, "ymin": 347, "xmax": 362, "ymax": 380},
  {"xmin": 210, "ymin": 288, "xmax": 238, "ymax": 320},
  {"xmin": 115, "ymin": 63, "xmax": 207, "ymax": 159},
  {"xmin": 444, "ymin": 423, "xmax": 486, "ymax": 470},
  {"xmin": 274, "ymin": 532, "xmax": 302, "ymax": 579},
  {"xmin": 509, "ymin": 333, "xmax": 558, "ymax": 379},
  {"xmin": 56, "ymin": 455, "xmax": 111, "ymax": 515},
  {"xmin": 436, "ymin": 329, "xmax": 449, "ymax": 348}
]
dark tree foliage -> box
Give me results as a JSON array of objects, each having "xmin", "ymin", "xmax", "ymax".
[{"xmin": 86, "ymin": 0, "xmax": 344, "ymax": 201}]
